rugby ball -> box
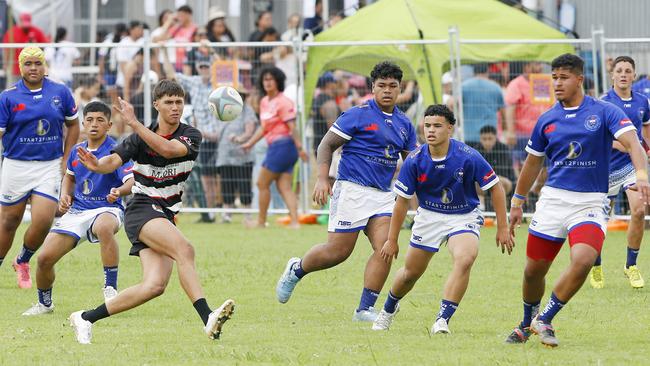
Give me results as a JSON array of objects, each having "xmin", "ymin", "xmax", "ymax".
[{"xmin": 208, "ymin": 86, "xmax": 243, "ymax": 122}]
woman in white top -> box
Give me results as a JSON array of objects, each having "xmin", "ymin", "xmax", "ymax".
[{"xmin": 44, "ymin": 27, "xmax": 80, "ymax": 88}]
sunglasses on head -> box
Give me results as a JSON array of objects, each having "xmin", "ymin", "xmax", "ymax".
[{"xmin": 198, "ymin": 64, "xmax": 210, "ymax": 69}]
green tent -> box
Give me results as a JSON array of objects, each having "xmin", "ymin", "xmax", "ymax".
[{"xmin": 304, "ymin": 0, "xmax": 573, "ymax": 115}]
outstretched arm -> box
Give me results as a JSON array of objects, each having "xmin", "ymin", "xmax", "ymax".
[
  {"xmin": 77, "ymin": 148, "xmax": 124, "ymax": 174},
  {"xmin": 312, "ymin": 130, "xmax": 347, "ymax": 205}
]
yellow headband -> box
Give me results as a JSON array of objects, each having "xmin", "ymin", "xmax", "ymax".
[{"xmin": 18, "ymin": 46, "xmax": 47, "ymax": 72}]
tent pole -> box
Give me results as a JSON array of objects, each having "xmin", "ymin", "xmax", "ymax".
[
  {"xmin": 448, "ymin": 26, "xmax": 464, "ymax": 142},
  {"xmin": 404, "ymin": 0, "xmax": 437, "ymax": 104}
]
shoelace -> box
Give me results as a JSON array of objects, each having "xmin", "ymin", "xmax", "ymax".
[
  {"xmin": 375, "ymin": 312, "xmax": 391, "ymax": 328},
  {"xmin": 629, "ymin": 268, "xmax": 642, "ymax": 281}
]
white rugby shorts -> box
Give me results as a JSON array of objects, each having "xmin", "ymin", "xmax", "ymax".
[
  {"xmin": 409, "ymin": 207, "xmax": 484, "ymax": 252},
  {"xmin": 0, "ymin": 158, "xmax": 61, "ymax": 205},
  {"xmin": 328, "ymin": 180, "xmax": 395, "ymax": 232},
  {"xmin": 528, "ymin": 186, "xmax": 609, "ymax": 242},
  {"xmin": 51, "ymin": 206, "xmax": 124, "ymax": 244}
]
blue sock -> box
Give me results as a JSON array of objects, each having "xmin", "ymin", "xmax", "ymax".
[
  {"xmin": 538, "ymin": 292, "xmax": 566, "ymax": 323},
  {"xmin": 436, "ymin": 299, "xmax": 459, "ymax": 323},
  {"xmin": 357, "ymin": 287, "xmax": 380, "ymax": 312},
  {"xmin": 16, "ymin": 245, "xmax": 35, "ymax": 264},
  {"xmin": 104, "ymin": 266, "xmax": 118, "ymax": 289},
  {"xmin": 383, "ymin": 291, "xmax": 402, "ymax": 313},
  {"xmin": 594, "ymin": 254, "xmax": 601, "ymax": 266},
  {"xmin": 292, "ymin": 259, "xmax": 306, "ymax": 279},
  {"xmin": 38, "ymin": 288, "xmax": 52, "ymax": 307},
  {"xmin": 626, "ymin": 247, "xmax": 639, "ymax": 268},
  {"xmin": 520, "ymin": 300, "xmax": 541, "ymax": 328}
]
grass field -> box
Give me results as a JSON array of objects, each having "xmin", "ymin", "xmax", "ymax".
[{"xmin": 0, "ymin": 214, "xmax": 648, "ymax": 365}]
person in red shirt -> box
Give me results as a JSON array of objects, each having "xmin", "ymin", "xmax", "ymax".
[{"xmin": 2, "ymin": 13, "xmax": 50, "ymax": 83}]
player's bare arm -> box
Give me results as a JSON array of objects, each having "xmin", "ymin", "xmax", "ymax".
[
  {"xmin": 62, "ymin": 118, "xmax": 80, "ymax": 172},
  {"xmin": 509, "ymin": 153, "xmax": 545, "ymax": 236},
  {"xmin": 617, "ymin": 130, "xmax": 650, "ymax": 203},
  {"xmin": 106, "ymin": 177, "xmax": 134, "ymax": 204},
  {"xmin": 489, "ymin": 181, "xmax": 514, "ymax": 254},
  {"xmin": 113, "ymin": 97, "xmax": 188, "ymax": 159},
  {"xmin": 380, "ymin": 195, "xmax": 409, "ymax": 263},
  {"xmin": 58, "ymin": 172, "xmax": 75, "ymax": 215},
  {"xmin": 77, "ymin": 149, "xmax": 124, "ymax": 174},
  {"xmin": 312, "ymin": 130, "xmax": 347, "ymax": 205}
]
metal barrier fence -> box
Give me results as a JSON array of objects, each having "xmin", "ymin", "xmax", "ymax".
[{"xmin": 2, "ymin": 30, "xmax": 649, "ymax": 222}]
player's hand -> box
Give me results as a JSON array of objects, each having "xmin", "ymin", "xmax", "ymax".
[
  {"xmin": 496, "ymin": 225, "xmax": 514, "ymax": 255},
  {"xmin": 509, "ymin": 205, "xmax": 523, "ymax": 239},
  {"xmin": 380, "ymin": 239, "xmax": 399, "ymax": 264},
  {"xmin": 113, "ymin": 97, "xmax": 138, "ymax": 127},
  {"xmin": 58, "ymin": 194, "xmax": 72, "ymax": 215},
  {"xmin": 312, "ymin": 177, "xmax": 332, "ymax": 206},
  {"xmin": 106, "ymin": 187, "xmax": 120, "ymax": 203},
  {"xmin": 298, "ymin": 148, "xmax": 309, "ymax": 162},
  {"xmin": 629, "ymin": 179, "xmax": 650, "ymax": 205},
  {"xmin": 76, "ymin": 146, "xmax": 100, "ymax": 171}
]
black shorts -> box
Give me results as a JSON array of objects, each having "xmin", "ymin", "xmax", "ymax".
[
  {"xmin": 197, "ymin": 141, "xmax": 218, "ymax": 176},
  {"xmin": 124, "ymin": 195, "xmax": 176, "ymax": 256},
  {"xmin": 217, "ymin": 163, "xmax": 254, "ymax": 205}
]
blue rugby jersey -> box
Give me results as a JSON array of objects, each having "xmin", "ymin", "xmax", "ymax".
[
  {"xmin": 330, "ymin": 98, "xmax": 417, "ymax": 191},
  {"xmin": 67, "ymin": 137, "xmax": 133, "ymax": 210},
  {"xmin": 526, "ymin": 96, "xmax": 635, "ymax": 193},
  {"xmin": 0, "ymin": 78, "xmax": 78, "ymax": 160},
  {"xmin": 394, "ymin": 140, "xmax": 498, "ymax": 214}
]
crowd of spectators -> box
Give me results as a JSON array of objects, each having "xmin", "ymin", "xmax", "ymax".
[{"xmin": 3, "ymin": 4, "xmax": 650, "ymax": 219}]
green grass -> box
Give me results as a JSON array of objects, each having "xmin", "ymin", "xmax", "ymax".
[{"xmin": 0, "ymin": 215, "xmax": 648, "ymax": 365}]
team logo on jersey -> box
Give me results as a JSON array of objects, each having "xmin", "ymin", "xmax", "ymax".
[
  {"xmin": 384, "ymin": 118, "xmax": 393, "ymax": 126},
  {"xmin": 584, "ymin": 115, "xmax": 601, "ymax": 131},
  {"xmin": 399, "ymin": 127, "xmax": 408, "ymax": 142},
  {"xmin": 12, "ymin": 103, "xmax": 25, "ymax": 112},
  {"xmin": 36, "ymin": 119, "xmax": 50, "ymax": 136},
  {"xmin": 82, "ymin": 179, "xmax": 94, "ymax": 195},
  {"xmin": 364, "ymin": 123, "xmax": 379, "ymax": 131},
  {"xmin": 384, "ymin": 144, "xmax": 395, "ymax": 158},
  {"xmin": 619, "ymin": 118, "xmax": 633, "ymax": 126},
  {"xmin": 566, "ymin": 141, "xmax": 583, "ymax": 159},
  {"xmin": 543, "ymin": 124, "xmax": 556, "ymax": 134},
  {"xmin": 483, "ymin": 170, "xmax": 496, "ymax": 182},
  {"xmin": 417, "ymin": 173, "xmax": 427, "ymax": 183},
  {"xmin": 441, "ymin": 188, "xmax": 453, "ymax": 204},
  {"xmin": 50, "ymin": 96, "xmax": 62, "ymax": 111},
  {"xmin": 454, "ymin": 168, "xmax": 464, "ymax": 183}
]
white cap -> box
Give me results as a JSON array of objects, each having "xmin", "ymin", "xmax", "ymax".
[{"xmin": 442, "ymin": 72, "xmax": 453, "ymax": 85}]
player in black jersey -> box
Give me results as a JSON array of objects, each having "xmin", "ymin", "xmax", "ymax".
[{"xmin": 69, "ymin": 79, "xmax": 234, "ymax": 344}]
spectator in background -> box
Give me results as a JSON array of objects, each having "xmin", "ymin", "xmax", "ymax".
[
  {"xmin": 461, "ymin": 63, "xmax": 505, "ymax": 146},
  {"xmin": 168, "ymin": 5, "xmax": 197, "ymax": 71},
  {"xmin": 206, "ymin": 7, "xmax": 236, "ymax": 59},
  {"xmin": 129, "ymin": 69, "xmax": 159, "ymax": 127},
  {"xmin": 281, "ymin": 13, "xmax": 302, "ymax": 42},
  {"xmin": 74, "ymin": 75, "xmax": 101, "ymax": 125},
  {"xmin": 304, "ymin": 0, "xmax": 323, "ymax": 36},
  {"xmin": 311, "ymin": 72, "xmax": 340, "ymax": 156},
  {"xmin": 241, "ymin": 66, "xmax": 308, "ymax": 229},
  {"xmin": 98, "ymin": 22, "xmax": 127, "ymax": 105},
  {"xmin": 184, "ymin": 27, "xmax": 216, "ymax": 76},
  {"xmin": 475, "ymin": 125, "xmax": 515, "ymax": 209},
  {"xmin": 216, "ymin": 87, "xmax": 258, "ymax": 223},
  {"xmin": 441, "ymin": 71, "xmax": 455, "ymax": 110},
  {"xmin": 115, "ymin": 21, "xmax": 144, "ymax": 102},
  {"xmin": 504, "ymin": 61, "xmax": 547, "ymax": 173},
  {"xmin": 161, "ymin": 45, "xmax": 220, "ymax": 223},
  {"xmin": 44, "ymin": 27, "xmax": 80, "ymax": 89},
  {"xmin": 248, "ymin": 11, "xmax": 273, "ymax": 42},
  {"xmin": 633, "ymin": 74, "xmax": 650, "ymax": 97},
  {"xmin": 2, "ymin": 12, "xmax": 49, "ymax": 86},
  {"xmin": 151, "ymin": 9, "xmax": 176, "ymax": 78}
]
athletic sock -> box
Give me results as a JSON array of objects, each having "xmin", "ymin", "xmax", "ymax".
[
  {"xmin": 193, "ymin": 298, "xmax": 212, "ymax": 325},
  {"xmin": 292, "ymin": 259, "xmax": 306, "ymax": 279},
  {"xmin": 383, "ymin": 291, "xmax": 402, "ymax": 314},
  {"xmin": 520, "ymin": 300, "xmax": 541, "ymax": 328},
  {"xmin": 16, "ymin": 245, "xmax": 36, "ymax": 264},
  {"xmin": 626, "ymin": 247, "xmax": 640, "ymax": 268},
  {"xmin": 103, "ymin": 266, "xmax": 118, "ymax": 289},
  {"xmin": 538, "ymin": 292, "xmax": 566, "ymax": 323},
  {"xmin": 81, "ymin": 303, "xmax": 110, "ymax": 324},
  {"xmin": 436, "ymin": 299, "xmax": 459, "ymax": 323},
  {"xmin": 594, "ymin": 254, "xmax": 602, "ymax": 266},
  {"xmin": 357, "ymin": 287, "xmax": 380, "ymax": 312},
  {"xmin": 38, "ymin": 288, "xmax": 53, "ymax": 307}
]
